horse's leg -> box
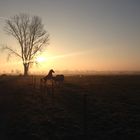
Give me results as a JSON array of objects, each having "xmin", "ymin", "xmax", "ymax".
[{"xmin": 51, "ymin": 79, "xmax": 54, "ymax": 97}]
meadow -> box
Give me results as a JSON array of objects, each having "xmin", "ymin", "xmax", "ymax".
[{"xmin": 0, "ymin": 74, "xmax": 140, "ymax": 140}]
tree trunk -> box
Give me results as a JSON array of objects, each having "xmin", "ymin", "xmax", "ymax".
[{"xmin": 23, "ymin": 63, "xmax": 29, "ymax": 76}]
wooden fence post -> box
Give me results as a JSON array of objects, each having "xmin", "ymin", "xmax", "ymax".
[
  {"xmin": 83, "ymin": 93, "xmax": 88, "ymax": 138},
  {"xmin": 33, "ymin": 76, "xmax": 36, "ymax": 89}
]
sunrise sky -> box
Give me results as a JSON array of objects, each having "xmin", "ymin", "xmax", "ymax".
[{"xmin": 0, "ymin": 0, "xmax": 140, "ymax": 74}]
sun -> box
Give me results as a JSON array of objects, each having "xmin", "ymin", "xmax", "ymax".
[{"xmin": 36, "ymin": 56, "xmax": 46, "ymax": 63}]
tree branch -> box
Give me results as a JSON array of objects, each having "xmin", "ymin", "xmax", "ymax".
[{"xmin": 2, "ymin": 45, "xmax": 22, "ymax": 58}]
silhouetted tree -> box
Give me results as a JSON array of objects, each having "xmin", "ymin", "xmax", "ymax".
[{"xmin": 3, "ymin": 13, "xmax": 49, "ymax": 76}]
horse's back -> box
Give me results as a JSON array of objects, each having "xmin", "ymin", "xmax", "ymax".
[{"xmin": 54, "ymin": 75, "xmax": 64, "ymax": 82}]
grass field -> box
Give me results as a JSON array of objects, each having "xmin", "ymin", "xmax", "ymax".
[{"xmin": 0, "ymin": 75, "xmax": 140, "ymax": 140}]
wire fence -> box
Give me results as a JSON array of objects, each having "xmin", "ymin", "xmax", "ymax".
[{"xmin": 29, "ymin": 75, "xmax": 140, "ymax": 139}]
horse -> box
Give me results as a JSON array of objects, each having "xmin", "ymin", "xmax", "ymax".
[
  {"xmin": 40, "ymin": 69, "xmax": 55, "ymax": 84},
  {"xmin": 53, "ymin": 74, "xmax": 64, "ymax": 86},
  {"xmin": 40, "ymin": 69, "xmax": 55, "ymax": 94}
]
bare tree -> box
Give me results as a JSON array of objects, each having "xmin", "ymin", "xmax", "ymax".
[{"xmin": 3, "ymin": 13, "xmax": 49, "ymax": 76}]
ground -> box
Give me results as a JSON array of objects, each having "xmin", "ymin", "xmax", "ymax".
[{"xmin": 0, "ymin": 75, "xmax": 140, "ymax": 140}]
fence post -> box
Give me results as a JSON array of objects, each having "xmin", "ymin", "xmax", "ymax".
[
  {"xmin": 33, "ymin": 76, "xmax": 36, "ymax": 89},
  {"xmin": 32, "ymin": 75, "xmax": 34, "ymax": 85},
  {"xmin": 83, "ymin": 93, "xmax": 88, "ymax": 138}
]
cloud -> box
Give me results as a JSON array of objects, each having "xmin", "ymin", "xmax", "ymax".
[{"xmin": 47, "ymin": 50, "xmax": 91, "ymax": 60}]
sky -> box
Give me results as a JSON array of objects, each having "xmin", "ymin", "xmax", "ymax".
[{"xmin": 0, "ymin": 0, "xmax": 140, "ymax": 74}]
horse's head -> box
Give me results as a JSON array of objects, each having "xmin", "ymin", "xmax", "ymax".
[{"xmin": 50, "ymin": 69, "xmax": 55, "ymax": 73}]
